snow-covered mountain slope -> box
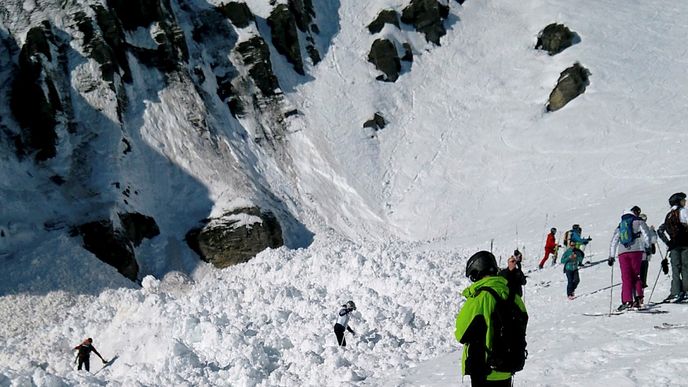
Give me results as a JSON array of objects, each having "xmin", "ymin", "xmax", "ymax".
[{"xmin": 2, "ymin": 0, "xmax": 688, "ymax": 385}]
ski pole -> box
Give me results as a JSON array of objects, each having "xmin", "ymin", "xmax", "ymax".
[
  {"xmin": 649, "ymin": 244, "xmax": 667, "ymax": 303},
  {"xmin": 609, "ymin": 263, "xmax": 614, "ymax": 316}
]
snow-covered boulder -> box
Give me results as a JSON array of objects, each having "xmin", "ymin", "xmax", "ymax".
[{"xmin": 186, "ymin": 207, "xmax": 283, "ymax": 269}]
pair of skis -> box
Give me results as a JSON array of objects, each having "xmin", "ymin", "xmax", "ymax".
[{"xmin": 582, "ymin": 304, "xmax": 667, "ymax": 317}]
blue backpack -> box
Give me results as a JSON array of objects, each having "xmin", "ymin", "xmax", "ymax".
[{"xmin": 618, "ymin": 214, "xmax": 640, "ymax": 247}]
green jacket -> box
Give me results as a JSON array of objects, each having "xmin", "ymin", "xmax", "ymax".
[{"xmin": 454, "ymin": 275, "xmax": 527, "ymax": 381}]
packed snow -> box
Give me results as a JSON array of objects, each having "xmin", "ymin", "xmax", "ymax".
[{"xmin": 2, "ymin": 0, "xmax": 688, "ymax": 386}]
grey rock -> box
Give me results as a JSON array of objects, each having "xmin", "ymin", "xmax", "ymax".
[
  {"xmin": 401, "ymin": 0, "xmax": 449, "ymax": 45},
  {"xmin": 536, "ymin": 23, "xmax": 577, "ymax": 55},
  {"xmin": 368, "ymin": 10, "xmax": 400, "ymax": 34},
  {"xmin": 267, "ymin": 4, "xmax": 305, "ymax": 75},
  {"xmin": 186, "ymin": 207, "xmax": 284, "ymax": 269},
  {"xmin": 217, "ymin": 2, "xmax": 255, "ymax": 28},
  {"xmin": 235, "ymin": 36, "xmax": 280, "ymax": 96},
  {"xmin": 76, "ymin": 220, "xmax": 139, "ymax": 281},
  {"xmin": 363, "ymin": 112, "xmax": 387, "ymax": 131},
  {"xmin": 547, "ymin": 62, "xmax": 591, "ymax": 112},
  {"xmin": 368, "ymin": 39, "xmax": 401, "ymax": 82}
]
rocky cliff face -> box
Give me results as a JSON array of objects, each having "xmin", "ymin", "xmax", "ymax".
[{"xmin": 0, "ymin": 0, "xmax": 325, "ymax": 281}]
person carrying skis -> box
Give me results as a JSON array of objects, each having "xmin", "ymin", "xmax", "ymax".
[
  {"xmin": 538, "ymin": 228, "xmax": 560, "ymax": 269},
  {"xmin": 73, "ymin": 338, "xmax": 107, "ymax": 371},
  {"xmin": 499, "ymin": 256, "xmax": 526, "ymax": 297},
  {"xmin": 334, "ymin": 301, "xmax": 357, "ymax": 346},
  {"xmin": 608, "ymin": 206, "xmax": 651, "ymax": 310},
  {"xmin": 561, "ymin": 240, "xmax": 584, "ymax": 299},
  {"xmin": 455, "ymin": 251, "xmax": 528, "ymax": 387},
  {"xmin": 657, "ymin": 192, "xmax": 688, "ymax": 303},
  {"xmin": 639, "ymin": 213, "xmax": 658, "ymax": 288}
]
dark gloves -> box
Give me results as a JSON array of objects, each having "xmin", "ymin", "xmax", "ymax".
[
  {"xmin": 607, "ymin": 257, "xmax": 615, "ymax": 266},
  {"xmin": 662, "ymin": 258, "xmax": 669, "ymax": 275},
  {"xmin": 102, "ymin": 359, "xmax": 108, "ymax": 364}
]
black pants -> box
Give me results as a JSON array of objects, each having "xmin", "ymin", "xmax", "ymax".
[
  {"xmin": 565, "ymin": 269, "xmax": 580, "ymax": 296},
  {"xmin": 77, "ymin": 357, "xmax": 90, "ymax": 371},
  {"xmin": 334, "ymin": 323, "xmax": 346, "ymax": 346},
  {"xmin": 471, "ymin": 376, "xmax": 513, "ymax": 387},
  {"xmin": 640, "ymin": 260, "xmax": 649, "ymax": 288}
]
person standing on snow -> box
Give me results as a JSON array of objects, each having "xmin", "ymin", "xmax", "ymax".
[
  {"xmin": 499, "ymin": 256, "xmax": 526, "ymax": 297},
  {"xmin": 73, "ymin": 338, "xmax": 107, "ymax": 371},
  {"xmin": 657, "ymin": 192, "xmax": 688, "ymax": 303},
  {"xmin": 570, "ymin": 224, "xmax": 592, "ymax": 251},
  {"xmin": 539, "ymin": 228, "xmax": 561, "ymax": 269},
  {"xmin": 608, "ymin": 206, "xmax": 651, "ymax": 310},
  {"xmin": 511, "ymin": 249, "xmax": 524, "ymax": 271},
  {"xmin": 334, "ymin": 301, "xmax": 357, "ymax": 346},
  {"xmin": 455, "ymin": 251, "xmax": 528, "ymax": 387},
  {"xmin": 639, "ymin": 213, "xmax": 658, "ymax": 288},
  {"xmin": 561, "ymin": 240, "xmax": 584, "ymax": 299}
]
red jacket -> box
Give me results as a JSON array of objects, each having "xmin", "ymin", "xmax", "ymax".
[{"xmin": 545, "ymin": 233, "xmax": 557, "ymax": 251}]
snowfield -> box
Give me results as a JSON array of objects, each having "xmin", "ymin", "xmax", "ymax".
[{"xmin": 2, "ymin": 0, "xmax": 688, "ymax": 385}]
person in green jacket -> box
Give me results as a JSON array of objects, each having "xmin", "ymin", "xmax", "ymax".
[
  {"xmin": 455, "ymin": 251, "xmax": 528, "ymax": 386},
  {"xmin": 561, "ymin": 240, "xmax": 585, "ymax": 299}
]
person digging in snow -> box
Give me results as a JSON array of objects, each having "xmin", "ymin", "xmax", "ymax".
[
  {"xmin": 334, "ymin": 301, "xmax": 357, "ymax": 346},
  {"xmin": 73, "ymin": 338, "xmax": 107, "ymax": 371}
]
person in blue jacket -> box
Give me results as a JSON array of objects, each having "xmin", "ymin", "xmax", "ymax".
[
  {"xmin": 561, "ymin": 240, "xmax": 584, "ymax": 299},
  {"xmin": 569, "ymin": 224, "xmax": 592, "ymax": 251}
]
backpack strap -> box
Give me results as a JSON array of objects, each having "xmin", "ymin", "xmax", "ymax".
[{"xmin": 479, "ymin": 286, "xmax": 513, "ymax": 304}]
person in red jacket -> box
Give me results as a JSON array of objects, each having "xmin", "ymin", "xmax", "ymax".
[{"xmin": 539, "ymin": 228, "xmax": 561, "ymax": 269}]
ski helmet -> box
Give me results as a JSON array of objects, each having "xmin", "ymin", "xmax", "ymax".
[
  {"xmin": 630, "ymin": 205, "xmax": 641, "ymax": 215},
  {"xmin": 669, "ymin": 192, "xmax": 686, "ymax": 207},
  {"xmin": 572, "ymin": 224, "xmax": 580, "ymax": 230},
  {"xmin": 551, "ymin": 227, "xmax": 557, "ymax": 233},
  {"xmin": 639, "ymin": 213, "xmax": 647, "ymax": 222},
  {"xmin": 466, "ymin": 251, "xmax": 498, "ymax": 282},
  {"xmin": 345, "ymin": 301, "xmax": 356, "ymax": 310}
]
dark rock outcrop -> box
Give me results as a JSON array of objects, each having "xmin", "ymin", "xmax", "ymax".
[
  {"xmin": 547, "ymin": 62, "xmax": 590, "ymax": 112},
  {"xmin": 368, "ymin": 39, "xmax": 401, "ymax": 82},
  {"xmin": 267, "ymin": 4, "xmax": 305, "ymax": 75},
  {"xmin": 217, "ymin": 2, "xmax": 255, "ymax": 28},
  {"xmin": 401, "ymin": 43, "xmax": 413, "ymax": 62},
  {"xmin": 288, "ymin": 0, "xmax": 316, "ymax": 33},
  {"xmin": 235, "ymin": 36, "xmax": 280, "ymax": 96},
  {"xmin": 186, "ymin": 207, "xmax": 284, "ymax": 269},
  {"xmin": 401, "ymin": 0, "xmax": 450, "ymax": 45},
  {"xmin": 536, "ymin": 23, "xmax": 577, "ymax": 55},
  {"xmin": 10, "ymin": 22, "xmax": 60, "ymax": 161},
  {"xmin": 76, "ymin": 220, "xmax": 139, "ymax": 281},
  {"xmin": 367, "ymin": 10, "xmax": 400, "ymax": 34},
  {"xmin": 106, "ymin": 0, "xmax": 164, "ymax": 30},
  {"xmin": 118, "ymin": 212, "xmax": 160, "ymax": 247},
  {"xmin": 363, "ymin": 112, "xmax": 387, "ymax": 131}
]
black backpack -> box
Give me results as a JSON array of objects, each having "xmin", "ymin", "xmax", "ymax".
[{"xmin": 480, "ymin": 287, "xmax": 528, "ymax": 373}]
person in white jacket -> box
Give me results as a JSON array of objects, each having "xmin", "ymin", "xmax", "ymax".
[
  {"xmin": 608, "ymin": 206, "xmax": 651, "ymax": 310},
  {"xmin": 639, "ymin": 213, "xmax": 658, "ymax": 288},
  {"xmin": 334, "ymin": 301, "xmax": 356, "ymax": 346}
]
